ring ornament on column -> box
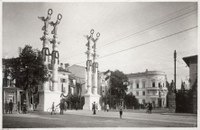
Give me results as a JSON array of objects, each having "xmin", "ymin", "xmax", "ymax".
[
  {"xmin": 96, "ymin": 32, "xmax": 100, "ymax": 37},
  {"xmin": 90, "ymin": 29, "xmax": 94, "ymax": 35},
  {"xmin": 52, "ymin": 50, "xmax": 59, "ymax": 59},
  {"xmin": 42, "ymin": 47, "xmax": 50, "ymax": 56},
  {"xmin": 57, "ymin": 14, "xmax": 62, "ymax": 20},
  {"xmin": 48, "ymin": 9, "xmax": 53, "ymax": 15},
  {"xmin": 86, "ymin": 60, "xmax": 92, "ymax": 68},
  {"xmin": 95, "ymin": 62, "xmax": 99, "ymax": 68},
  {"xmin": 92, "ymin": 62, "xmax": 98, "ymax": 69}
]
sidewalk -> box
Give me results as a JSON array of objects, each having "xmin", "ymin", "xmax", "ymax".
[
  {"xmin": 161, "ymin": 112, "xmax": 197, "ymax": 116},
  {"xmin": 4, "ymin": 109, "xmax": 196, "ymax": 117},
  {"xmin": 65, "ymin": 109, "xmax": 197, "ymax": 118}
]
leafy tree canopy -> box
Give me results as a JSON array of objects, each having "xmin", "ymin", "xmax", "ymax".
[
  {"xmin": 110, "ymin": 70, "xmax": 128, "ymax": 102},
  {"xmin": 6, "ymin": 45, "xmax": 48, "ymax": 92}
]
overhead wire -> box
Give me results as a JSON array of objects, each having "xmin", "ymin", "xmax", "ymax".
[
  {"xmin": 98, "ymin": 26, "xmax": 197, "ymax": 59},
  {"xmin": 73, "ymin": 25, "xmax": 197, "ymax": 66},
  {"xmin": 65, "ymin": 4, "xmax": 197, "ymax": 60}
]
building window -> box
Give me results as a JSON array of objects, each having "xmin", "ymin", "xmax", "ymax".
[
  {"xmin": 152, "ymin": 82, "xmax": 155, "ymax": 87},
  {"xmin": 143, "ymin": 91, "xmax": 145, "ymax": 96},
  {"xmin": 142, "ymin": 81, "xmax": 145, "ymax": 88},
  {"xmin": 61, "ymin": 78, "xmax": 66, "ymax": 83},
  {"xmin": 136, "ymin": 91, "xmax": 139, "ymax": 96},
  {"xmin": 49, "ymin": 81, "xmax": 54, "ymax": 91},
  {"xmin": 61, "ymin": 83, "xmax": 65, "ymax": 93},
  {"xmin": 158, "ymin": 82, "xmax": 161, "ymax": 88},
  {"xmin": 130, "ymin": 82, "xmax": 133, "ymax": 89},
  {"xmin": 136, "ymin": 83, "xmax": 139, "ymax": 88},
  {"xmin": 142, "ymin": 99, "xmax": 145, "ymax": 104},
  {"xmin": 153, "ymin": 91, "xmax": 156, "ymax": 95}
]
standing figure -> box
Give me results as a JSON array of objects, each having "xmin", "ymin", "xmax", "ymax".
[
  {"xmin": 106, "ymin": 104, "xmax": 109, "ymax": 112},
  {"xmin": 51, "ymin": 102, "xmax": 55, "ymax": 115},
  {"xmin": 64, "ymin": 101, "xmax": 67, "ymax": 111},
  {"xmin": 38, "ymin": 9, "xmax": 53, "ymax": 33},
  {"xmin": 8, "ymin": 100, "xmax": 13, "ymax": 114},
  {"xmin": 22, "ymin": 100, "xmax": 27, "ymax": 114},
  {"xmin": 76, "ymin": 102, "xmax": 78, "ymax": 110},
  {"xmin": 17, "ymin": 101, "xmax": 21, "ymax": 113},
  {"xmin": 119, "ymin": 104, "xmax": 123, "ymax": 119},
  {"xmin": 49, "ymin": 14, "xmax": 62, "ymax": 37},
  {"xmin": 5, "ymin": 101, "xmax": 9, "ymax": 114},
  {"xmin": 58, "ymin": 99, "xmax": 64, "ymax": 115},
  {"xmin": 92, "ymin": 102, "xmax": 96, "ymax": 115}
]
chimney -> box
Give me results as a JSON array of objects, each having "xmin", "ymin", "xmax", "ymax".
[
  {"xmin": 146, "ymin": 69, "xmax": 148, "ymax": 72},
  {"xmin": 60, "ymin": 63, "xmax": 63, "ymax": 69},
  {"xmin": 65, "ymin": 63, "xmax": 69, "ymax": 70}
]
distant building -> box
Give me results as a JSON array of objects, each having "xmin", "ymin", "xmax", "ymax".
[
  {"xmin": 98, "ymin": 70, "xmax": 111, "ymax": 108},
  {"xmin": 67, "ymin": 64, "xmax": 86, "ymax": 96},
  {"xmin": 2, "ymin": 58, "xmax": 23, "ymax": 113},
  {"xmin": 127, "ymin": 70, "xmax": 168, "ymax": 108},
  {"xmin": 183, "ymin": 55, "xmax": 197, "ymax": 113},
  {"xmin": 98, "ymin": 70, "xmax": 111, "ymax": 97}
]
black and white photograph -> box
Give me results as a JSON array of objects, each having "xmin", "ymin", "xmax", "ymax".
[{"xmin": 1, "ymin": 1, "xmax": 198, "ymax": 128}]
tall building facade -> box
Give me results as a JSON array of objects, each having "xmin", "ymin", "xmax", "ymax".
[
  {"xmin": 183, "ymin": 55, "xmax": 197, "ymax": 113},
  {"xmin": 67, "ymin": 64, "xmax": 86, "ymax": 96},
  {"xmin": 2, "ymin": 58, "xmax": 23, "ymax": 112},
  {"xmin": 127, "ymin": 70, "xmax": 168, "ymax": 108}
]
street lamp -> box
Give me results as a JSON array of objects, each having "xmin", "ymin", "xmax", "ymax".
[{"xmin": 158, "ymin": 83, "xmax": 162, "ymax": 108}]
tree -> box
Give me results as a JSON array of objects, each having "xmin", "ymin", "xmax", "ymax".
[
  {"xmin": 10, "ymin": 45, "xmax": 48, "ymax": 109},
  {"xmin": 124, "ymin": 92, "xmax": 139, "ymax": 109},
  {"xmin": 109, "ymin": 70, "xmax": 128, "ymax": 108}
]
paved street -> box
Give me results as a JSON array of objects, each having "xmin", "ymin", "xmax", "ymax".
[{"xmin": 3, "ymin": 110, "xmax": 197, "ymax": 128}]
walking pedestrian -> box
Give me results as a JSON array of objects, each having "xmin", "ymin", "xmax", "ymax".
[
  {"xmin": 106, "ymin": 104, "xmax": 109, "ymax": 112},
  {"xmin": 149, "ymin": 103, "xmax": 153, "ymax": 114},
  {"xmin": 92, "ymin": 102, "xmax": 96, "ymax": 115},
  {"xmin": 5, "ymin": 101, "xmax": 9, "ymax": 114},
  {"xmin": 119, "ymin": 104, "xmax": 123, "ymax": 119},
  {"xmin": 8, "ymin": 100, "xmax": 13, "ymax": 114},
  {"xmin": 146, "ymin": 103, "xmax": 150, "ymax": 113},
  {"xmin": 51, "ymin": 102, "xmax": 56, "ymax": 115}
]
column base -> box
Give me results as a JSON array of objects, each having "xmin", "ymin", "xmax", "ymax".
[
  {"xmin": 37, "ymin": 90, "xmax": 62, "ymax": 112},
  {"xmin": 83, "ymin": 94, "xmax": 101, "ymax": 110}
]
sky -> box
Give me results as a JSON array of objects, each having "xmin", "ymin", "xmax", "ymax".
[{"xmin": 2, "ymin": 2, "xmax": 198, "ymax": 89}]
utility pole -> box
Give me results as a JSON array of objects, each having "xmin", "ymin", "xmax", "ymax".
[{"xmin": 174, "ymin": 50, "xmax": 177, "ymax": 92}]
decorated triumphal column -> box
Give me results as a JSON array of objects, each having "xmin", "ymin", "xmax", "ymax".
[
  {"xmin": 50, "ymin": 13, "xmax": 62, "ymax": 92},
  {"xmin": 92, "ymin": 32, "xmax": 100, "ymax": 95},
  {"xmin": 38, "ymin": 9, "xmax": 52, "ymax": 65},
  {"xmin": 37, "ymin": 9, "xmax": 63, "ymax": 111},
  {"xmin": 83, "ymin": 29, "xmax": 101, "ymax": 110},
  {"xmin": 37, "ymin": 9, "xmax": 53, "ymax": 111}
]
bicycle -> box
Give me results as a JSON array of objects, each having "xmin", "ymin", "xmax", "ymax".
[{"xmin": 47, "ymin": 106, "xmax": 59, "ymax": 115}]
